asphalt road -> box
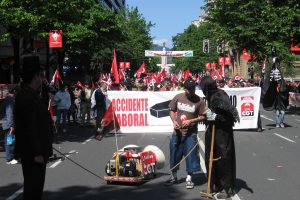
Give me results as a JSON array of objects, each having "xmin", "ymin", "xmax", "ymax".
[{"xmin": 1, "ymin": 106, "xmax": 300, "ymax": 200}]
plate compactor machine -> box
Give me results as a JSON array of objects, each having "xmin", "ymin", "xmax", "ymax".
[{"xmin": 104, "ymin": 145, "xmax": 165, "ymax": 183}]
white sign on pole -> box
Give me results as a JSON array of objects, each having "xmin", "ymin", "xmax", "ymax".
[{"xmin": 145, "ymin": 50, "xmax": 193, "ymax": 57}]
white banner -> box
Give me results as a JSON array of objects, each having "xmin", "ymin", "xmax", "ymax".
[
  {"xmin": 107, "ymin": 87, "xmax": 261, "ymax": 133},
  {"xmin": 145, "ymin": 50, "xmax": 193, "ymax": 57}
]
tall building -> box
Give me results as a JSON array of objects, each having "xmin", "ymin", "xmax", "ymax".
[{"xmin": 100, "ymin": 0, "xmax": 126, "ymax": 13}]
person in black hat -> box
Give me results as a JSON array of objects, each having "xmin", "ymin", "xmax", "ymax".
[
  {"xmin": 165, "ymin": 78, "xmax": 207, "ymax": 189},
  {"xmin": 14, "ymin": 56, "xmax": 53, "ymax": 200}
]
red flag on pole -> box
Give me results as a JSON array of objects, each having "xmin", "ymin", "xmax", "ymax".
[
  {"xmin": 48, "ymin": 98, "xmax": 54, "ymax": 122},
  {"xmin": 119, "ymin": 68, "xmax": 125, "ymax": 81},
  {"xmin": 95, "ymin": 102, "xmax": 120, "ymax": 141},
  {"xmin": 51, "ymin": 69, "xmax": 62, "ymax": 84},
  {"xmin": 110, "ymin": 49, "xmax": 120, "ymax": 84},
  {"xmin": 218, "ymin": 57, "xmax": 225, "ymax": 66},
  {"xmin": 184, "ymin": 68, "xmax": 191, "ymax": 80},
  {"xmin": 242, "ymin": 49, "xmax": 252, "ymax": 60},
  {"xmin": 210, "ymin": 70, "xmax": 222, "ymax": 80},
  {"xmin": 225, "ymin": 57, "xmax": 232, "ymax": 65},
  {"xmin": 205, "ymin": 63, "xmax": 211, "ymax": 70},
  {"xmin": 211, "ymin": 62, "xmax": 216, "ymax": 71},
  {"xmin": 135, "ymin": 62, "xmax": 147, "ymax": 78},
  {"xmin": 76, "ymin": 81, "xmax": 83, "ymax": 88}
]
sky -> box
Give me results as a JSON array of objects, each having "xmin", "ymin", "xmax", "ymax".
[{"xmin": 126, "ymin": 0, "xmax": 204, "ymax": 48}]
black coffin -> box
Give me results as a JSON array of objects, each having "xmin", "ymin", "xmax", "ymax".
[{"xmin": 150, "ymin": 100, "xmax": 171, "ymax": 118}]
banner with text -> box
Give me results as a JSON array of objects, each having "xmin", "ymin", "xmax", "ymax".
[{"xmin": 107, "ymin": 87, "xmax": 261, "ymax": 133}]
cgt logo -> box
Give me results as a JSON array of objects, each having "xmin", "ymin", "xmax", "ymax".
[{"xmin": 241, "ymin": 102, "xmax": 254, "ymax": 116}]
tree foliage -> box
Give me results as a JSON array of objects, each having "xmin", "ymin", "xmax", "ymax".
[
  {"xmin": 0, "ymin": 1, "xmax": 154, "ymax": 79},
  {"xmin": 204, "ymin": 0, "xmax": 300, "ymax": 75},
  {"xmin": 172, "ymin": 23, "xmax": 219, "ymax": 73}
]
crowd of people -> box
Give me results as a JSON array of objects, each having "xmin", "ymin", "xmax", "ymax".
[{"xmin": 1, "ymin": 55, "xmax": 299, "ymax": 200}]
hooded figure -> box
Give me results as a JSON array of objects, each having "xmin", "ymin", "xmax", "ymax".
[
  {"xmin": 262, "ymin": 58, "xmax": 288, "ymax": 127},
  {"xmin": 200, "ymin": 76, "xmax": 239, "ymax": 199}
]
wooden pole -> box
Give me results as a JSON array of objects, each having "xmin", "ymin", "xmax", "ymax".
[{"xmin": 200, "ymin": 124, "xmax": 218, "ymax": 198}]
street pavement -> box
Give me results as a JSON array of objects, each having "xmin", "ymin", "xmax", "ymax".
[{"xmin": 1, "ymin": 106, "xmax": 300, "ymax": 200}]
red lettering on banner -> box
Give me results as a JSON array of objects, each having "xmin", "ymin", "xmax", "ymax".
[
  {"xmin": 116, "ymin": 113, "xmax": 149, "ymax": 127},
  {"xmin": 112, "ymin": 98, "xmax": 149, "ymax": 112},
  {"xmin": 128, "ymin": 114, "xmax": 133, "ymax": 126}
]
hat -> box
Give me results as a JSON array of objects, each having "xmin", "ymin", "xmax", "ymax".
[
  {"xmin": 184, "ymin": 78, "xmax": 196, "ymax": 90},
  {"xmin": 22, "ymin": 56, "xmax": 43, "ymax": 75}
]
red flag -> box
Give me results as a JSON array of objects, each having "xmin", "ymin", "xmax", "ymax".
[
  {"xmin": 210, "ymin": 70, "xmax": 222, "ymax": 80},
  {"xmin": 119, "ymin": 62, "xmax": 125, "ymax": 69},
  {"xmin": 51, "ymin": 69, "xmax": 62, "ymax": 84},
  {"xmin": 155, "ymin": 72, "xmax": 162, "ymax": 84},
  {"xmin": 171, "ymin": 73, "xmax": 177, "ymax": 83},
  {"xmin": 219, "ymin": 65, "xmax": 225, "ymax": 77},
  {"xmin": 177, "ymin": 69, "xmax": 184, "ymax": 80},
  {"xmin": 160, "ymin": 68, "xmax": 167, "ymax": 78},
  {"xmin": 184, "ymin": 68, "xmax": 191, "ymax": 80},
  {"xmin": 225, "ymin": 57, "xmax": 232, "ymax": 65},
  {"xmin": 242, "ymin": 49, "xmax": 251, "ymax": 60},
  {"xmin": 218, "ymin": 57, "xmax": 225, "ymax": 66},
  {"xmin": 91, "ymin": 80, "xmax": 96, "ymax": 91},
  {"xmin": 110, "ymin": 49, "xmax": 120, "ymax": 84},
  {"xmin": 125, "ymin": 62, "xmax": 131, "ymax": 69},
  {"xmin": 95, "ymin": 102, "xmax": 120, "ymax": 140},
  {"xmin": 119, "ymin": 68, "xmax": 125, "ymax": 81},
  {"xmin": 135, "ymin": 62, "xmax": 147, "ymax": 78},
  {"xmin": 76, "ymin": 81, "xmax": 83, "ymax": 88},
  {"xmin": 205, "ymin": 63, "xmax": 211, "ymax": 70},
  {"xmin": 211, "ymin": 62, "xmax": 216, "ymax": 71},
  {"xmin": 48, "ymin": 98, "xmax": 54, "ymax": 122}
]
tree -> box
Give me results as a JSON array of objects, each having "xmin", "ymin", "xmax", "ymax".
[
  {"xmin": 172, "ymin": 23, "xmax": 219, "ymax": 73},
  {"xmin": 116, "ymin": 6, "xmax": 154, "ymax": 74},
  {"xmin": 204, "ymin": 0, "xmax": 300, "ymax": 76}
]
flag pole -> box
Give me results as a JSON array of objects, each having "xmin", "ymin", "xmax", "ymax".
[{"xmin": 112, "ymin": 105, "xmax": 120, "ymax": 176}]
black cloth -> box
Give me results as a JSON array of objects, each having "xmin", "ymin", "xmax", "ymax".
[
  {"xmin": 21, "ymin": 157, "xmax": 47, "ymax": 200},
  {"xmin": 94, "ymin": 88, "xmax": 106, "ymax": 112},
  {"xmin": 14, "ymin": 86, "xmax": 53, "ymax": 159},
  {"xmin": 14, "ymin": 85, "xmax": 53, "ymax": 200},
  {"xmin": 200, "ymin": 76, "xmax": 238, "ymax": 192},
  {"xmin": 262, "ymin": 62, "xmax": 289, "ymax": 111}
]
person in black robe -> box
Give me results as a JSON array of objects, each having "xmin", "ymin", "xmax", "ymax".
[
  {"xmin": 262, "ymin": 57, "xmax": 289, "ymax": 127},
  {"xmin": 200, "ymin": 76, "xmax": 239, "ymax": 198}
]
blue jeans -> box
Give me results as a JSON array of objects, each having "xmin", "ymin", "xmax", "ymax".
[
  {"xmin": 5, "ymin": 131, "xmax": 15, "ymax": 162},
  {"xmin": 169, "ymin": 133, "xmax": 200, "ymax": 173},
  {"xmin": 275, "ymin": 109, "xmax": 285, "ymax": 125},
  {"xmin": 56, "ymin": 109, "xmax": 68, "ymax": 130}
]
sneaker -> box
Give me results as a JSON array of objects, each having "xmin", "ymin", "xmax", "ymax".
[
  {"xmin": 257, "ymin": 127, "xmax": 263, "ymax": 132},
  {"xmin": 186, "ymin": 181, "xmax": 194, "ymax": 189},
  {"xmin": 7, "ymin": 159, "xmax": 18, "ymax": 165},
  {"xmin": 62, "ymin": 129, "xmax": 67, "ymax": 133},
  {"xmin": 164, "ymin": 176, "xmax": 178, "ymax": 186},
  {"xmin": 276, "ymin": 124, "xmax": 280, "ymax": 128},
  {"xmin": 280, "ymin": 123, "xmax": 285, "ymax": 128}
]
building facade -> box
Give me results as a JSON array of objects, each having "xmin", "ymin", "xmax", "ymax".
[{"xmin": 100, "ymin": 0, "xmax": 126, "ymax": 13}]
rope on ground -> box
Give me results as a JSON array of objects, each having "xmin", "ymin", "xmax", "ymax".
[{"xmin": 52, "ymin": 146, "xmax": 106, "ymax": 182}]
